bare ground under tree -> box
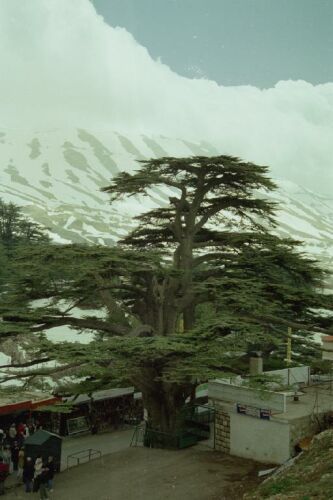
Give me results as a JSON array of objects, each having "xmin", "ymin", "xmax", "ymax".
[{"xmin": 6, "ymin": 445, "xmax": 263, "ymax": 500}]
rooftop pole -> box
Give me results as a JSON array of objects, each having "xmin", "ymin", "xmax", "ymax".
[{"xmin": 286, "ymin": 327, "xmax": 292, "ymax": 364}]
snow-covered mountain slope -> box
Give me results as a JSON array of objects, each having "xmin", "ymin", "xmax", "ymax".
[{"xmin": 0, "ymin": 127, "xmax": 332, "ymax": 271}]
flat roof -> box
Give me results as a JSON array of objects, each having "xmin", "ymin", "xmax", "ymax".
[
  {"xmin": 272, "ymin": 384, "xmax": 333, "ymax": 421},
  {"xmin": 0, "ymin": 392, "xmax": 58, "ymax": 415},
  {"xmin": 208, "ymin": 376, "xmax": 333, "ymax": 423},
  {"xmin": 0, "ymin": 391, "xmax": 50, "ymax": 406},
  {"xmin": 64, "ymin": 387, "xmax": 134, "ymax": 405}
]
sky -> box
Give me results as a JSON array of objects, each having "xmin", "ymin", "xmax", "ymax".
[
  {"xmin": 92, "ymin": 0, "xmax": 333, "ymax": 88},
  {"xmin": 0, "ymin": 0, "xmax": 332, "ymax": 195}
]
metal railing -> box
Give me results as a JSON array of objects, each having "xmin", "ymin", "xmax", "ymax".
[
  {"xmin": 130, "ymin": 405, "xmax": 215, "ymax": 450},
  {"xmin": 130, "ymin": 424, "xmax": 145, "ymax": 447},
  {"xmin": 130, "ymin": 425, "xmax": 199, "ymax": 449},
  {"xmin": 66, "ymin": 448, "xmax": 102, "ymax": 469}
]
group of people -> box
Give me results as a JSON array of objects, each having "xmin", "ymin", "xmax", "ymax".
[
  {"xmin": 0, "ymin": 453, "xmax": 54, "ymax": 498},
  {"xmin": 23, "ymin": 455, "xmax": 55, "ymax": 498},
  {"xmin": 0, "ymin": 421, "xmax": 40, "ymax": 475},
  {"xmin": 1, "ymin": 421, "xmax": 38, "ymax": 443},
  {"xmin": 0, "ymin": 421, "xmax": 54, "ymax": 498}
]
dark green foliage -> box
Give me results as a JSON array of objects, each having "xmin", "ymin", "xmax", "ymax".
[
  {"xmin": 0, "ymin": 199, "xmax": 49, "ymax": 246},
  {"xmin": 0, "ymin": 199, "xmax": 50, "ymax": 312},
  {"xmin": 0, "ymin": 198, "xmax": 50, "ymax": 296},
  {"xmin": 0, "ymin": 157, "xmax": 332, "ymax": 434}
]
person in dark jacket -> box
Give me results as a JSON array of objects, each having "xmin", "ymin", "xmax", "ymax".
[
  {"xmin": 0, "ymin": 429, "xmax": 5, "ymax": 451},
  {"xmin": 39, "ymin": 467, "xmax": 49, "ymax": 500},
  {"xmin": 11, "ymin": 441, "xmax": 20, "ymax": 471},
  {"xmin": 23, "ymin": 457, "xmax": 34, "ymax": 493},
  {"xmin": 0, "ymin": 457, "xmax": 9, "ymax": 496},
  {"xmin": 46, "ymin": 456, "xmax": 55, "ymax": 491}
]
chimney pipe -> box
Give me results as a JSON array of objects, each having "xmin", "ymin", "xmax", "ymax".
[{"xmin": 249, "ymin": 352, "xmax": 263, "ymax": 376}]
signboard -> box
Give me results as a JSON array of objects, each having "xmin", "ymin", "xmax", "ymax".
[
  {"xmin": 67, "ymin": 416, "xmax": 90, "ymax": 435},
  {"xmin": 236, "ymin": 403, "xmax": 271, "ymax": 420}
]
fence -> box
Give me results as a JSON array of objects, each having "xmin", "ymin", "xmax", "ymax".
[
  {"xmin": 130, "ymin": 404, "xmax": 215, "ymax": 449},
  {"xmin": 66, "ymin": 448, "xmax": 102, "ymax": 469},
  {"xmin": 131, "ymin": 425, "xmax": 198, "ymax": 449}
]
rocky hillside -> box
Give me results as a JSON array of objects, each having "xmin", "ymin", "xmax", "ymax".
[
  {"xmin": 0, "ymin": 127, "xmax": 332, "ymax": 275},
  {"xmin": 244, "ymin": 429, "xmax": 333, "ymax": 499}
]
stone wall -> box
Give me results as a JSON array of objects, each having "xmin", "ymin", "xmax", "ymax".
[
  {"xmin": 215, "ymin": 409, "xmax": 230, "ymax": 453},
  {"xmin": 211, "ymin": 400, "xmax": 291, "ymax": 463}
]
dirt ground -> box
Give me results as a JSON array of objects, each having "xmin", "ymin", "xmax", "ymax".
[{"xmin": 4, "ymin": 445, "xmax": 262, "ymax": 500}]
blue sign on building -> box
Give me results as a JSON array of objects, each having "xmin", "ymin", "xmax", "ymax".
[{"xmin": 236, "ymin": 403, "xmax": 271, "ymax": 420}]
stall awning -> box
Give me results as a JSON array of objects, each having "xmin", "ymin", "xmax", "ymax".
[
  {"xmin": 0, "ymin": 396, "xmax": 60, "ymax": 416},
  {"xmin": 30, "ymin": 397, "xmax": 60, "ymax": 410},
  {"xmin": 64, "ymin": 387, "xmax": 134, "ymax": 406},
  {"xmin": 0, "ymin": 400, "xmax": 32, "ymax": 415}
]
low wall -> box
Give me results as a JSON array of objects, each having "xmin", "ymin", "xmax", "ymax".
[
  {"xmin": 212, "ymin": 399, "xmax": 291, "ymax": 463},
  {"xmin": 208, "ymin": 380, "xmax": 286, "ymax": 413},
  {"xmin": 215, "ymin": 408, "xmax": 230, "ymax": 454},
  {"xmin": 230, "ymin": 413, "xmax": 290, "ymax": 464},
  {"xmin": 264, "ymin": 366, "xmax": 310, "ymax": 387}
]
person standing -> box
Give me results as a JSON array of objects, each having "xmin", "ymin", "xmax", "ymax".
[
  {"xmin": 23, "ymin": 457, "xmax": 34, "ymax": 493},
  {"xmin": 17, "ymin": 448, "xmax": 25, "ymax": 480},
  {"xmin": 8, "ymin": 423, "xmax": 17, "ymax": 441},
  {"xmin": 0, "ymin": 429, "xmax": 5, "ymax": 452},
  {"xmin": 17, "ymin": 422, "xmax": 25, "ymax": 436},
  {"xmin": 23, "ymin": 424, "xmax": 30, "ymax": 439},
  {"xmin": 46, "ymin": 456, "xmax": 55, "ymax": 492},
  {"xmin": 28, "ymin": 423, "xmax": 35, "ymax": 436},
  {"xmin": 11, "ymin": 441, "xmax": 20, "ymax": 472},
  {"xmin": 2, "ymin": 446, "xmax": 11, "ymax": 473},
  {"xmin": 33, "ymin": 456, "xmax": 43, "ymax": 492},
  {"xmin": 39, "ymin": 467, "xmax": 49, "ymax": 500},
  {"xmin": 0, "ymin": 457, "xmax": 9, "ymax": 496}
]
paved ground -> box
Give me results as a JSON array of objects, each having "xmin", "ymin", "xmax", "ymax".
[
  {"xmin": 4, "ymin": 446, "xmax": 262, "ymax": 500},
  {"xmin": 60, "ymin": 427, "xmax": 134, "ymax": 470},
  {"xmin": 5, "ymin": 427, "xmax": 133, "ymax": 483},
  {"xmin": 4, "ymin": 429, "xmax": 263, "ymax": 499}
]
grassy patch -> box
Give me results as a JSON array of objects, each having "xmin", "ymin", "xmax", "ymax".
[{"xmin": 260, "ymin": 477, "xmax": 296, "ymax": 497}]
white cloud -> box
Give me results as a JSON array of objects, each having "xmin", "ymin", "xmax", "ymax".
[{"xmin": 0, "ymin": 0, "xmax": 332, "ymax": 194}]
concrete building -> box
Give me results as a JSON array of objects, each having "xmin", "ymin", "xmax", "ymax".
[{"xmin": 208, "ymin": 365, "xmax": 333, "ymax": 464}]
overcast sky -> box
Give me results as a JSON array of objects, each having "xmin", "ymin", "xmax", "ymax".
[
  {"xmin": 0, "ymin": 0, "xmax": 332, "ymax": 195},
  {"xmin": 92, "ymin": 0, "xmax": 333, "ymax": 87}
]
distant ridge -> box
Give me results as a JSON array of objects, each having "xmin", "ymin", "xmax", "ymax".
[{"xmin": 0, "ymin": 128, "xmax": 332, "ymax": 277}]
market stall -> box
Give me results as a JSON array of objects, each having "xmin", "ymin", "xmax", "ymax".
[
  {"xmin": 0, "ymin": 393, "xmax": 60, "ymax": 430},
  {"xmin": 61, "ymin": 387, "xmax": 142, "ymax": 436}
]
